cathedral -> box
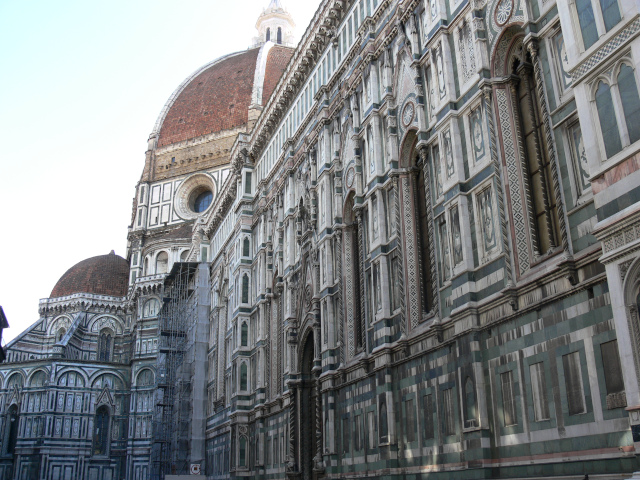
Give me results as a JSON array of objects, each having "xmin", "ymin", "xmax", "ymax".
[{"xmin": 3, "ymin": 0, "xmax": 640, "ymax": 479}]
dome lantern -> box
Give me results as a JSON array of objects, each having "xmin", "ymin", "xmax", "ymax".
[{"xmin": 252, "ymin": 0, "xmax": 296, "ymax": 48}]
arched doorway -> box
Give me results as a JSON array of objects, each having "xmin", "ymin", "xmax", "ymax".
[{"xmin": 300, "ymin": 331, "xmax": 317, "ymax": 480}]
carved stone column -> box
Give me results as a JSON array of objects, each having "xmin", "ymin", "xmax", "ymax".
[
  {"xmin": 356, "ymin": 210, "xmax": 367, "ymax": 351},
  {"xmin": 482, "ymin": 86, "xmax": 514, "ymax": 288},
  {"xmin": 509, "ymin": 79, "xmax": 541, "ymax": 260},
  {"xmin": 392, "ymin": 175, "xmax": 406, "ymax": 335}
]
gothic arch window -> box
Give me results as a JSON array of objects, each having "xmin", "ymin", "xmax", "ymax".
[
  {"xmin": 241, "ymin": 274, "xmax": 249, "ymax": 304},
  {"xmin": 143, "ymin": 256, "xmax": 149, "ymax": 275},
  {"xmin": 5, "ymin": 405, "xmax": 18, "ymax": 455},
  {"xmin": 511, "ymin": 52, "xmax": 561, "ymax": 255},
  {"xmin": 156, "ymin": 251, "xmax": 169, "ymax": 274},
  {"xmin": 243, "ymin": 238, "xmax": 250, "ymax": 257},
  {"xmin": 378, "ymin": 399, "xmax": 388, "ymax": 444},
  {"xmin": 56, "ymin": 328, "xmax": 66, "ymax": 343},
  {"xmin": 98, "ymin": 329, "xmax": 113, "ymax": 362},
  {"xmin": 266, "ymin": 28, "xmax": 271, "ymax": 42},
  {"xmin": 573, "ymin": 0, "xmax": 622, "ymax": 51},
  {"xmin": 241, "ymin": 322, "xmax": 248, "ymax": 347},
  {"xmin": 240, "ymin": 363, "xmax": 248, "ymax": 392},
  {"xmin": 399, "ymin": 133, "xmax": 434, "ymax": 321},
  {"xmin": 93, "ymin": 406, "xmax": 110, "ymax": 456},
  {"xmin": 277, "ymin": 27, "xmax": 282, "ymax": 44},
  {"xmin": 239, "ymin": 435, "xmax": 247, "ymax": 467},
  {"xmin": 593, "ymin": 61, "xmax": 640, "ymax": 159},
  {"xmin": 465, "ymin": 376, "xmax": 477, "ymax": 427}
]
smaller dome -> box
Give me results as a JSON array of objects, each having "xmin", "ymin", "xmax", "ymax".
[{"xmin": 50, "ymin": 252, "xmax": 129, "ymax": 298}]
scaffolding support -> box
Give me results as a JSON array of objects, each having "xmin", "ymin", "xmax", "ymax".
[{"xmin": 151, "ymin": 262, "xmax": 198, "ymax": 480}]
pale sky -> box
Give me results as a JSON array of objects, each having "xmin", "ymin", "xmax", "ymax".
[{"xmin": 0, "ymin": 0, "xmax": 320, "ymax": 342}]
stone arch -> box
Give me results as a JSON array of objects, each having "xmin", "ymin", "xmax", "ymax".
[
  {"xmin": 27, "ymin": 369, "xmax": 48, "ymax": 388},
  {"xmin": 136, "ymin": 368, "xmax": 155, "ymax": 387},
  {"xmin": 56, "ymin": 368, "xmax": 87, "ymax": 387},
  {"xmin": 4, "ymin": 372, "xmax": 24, "ymax": 390}
]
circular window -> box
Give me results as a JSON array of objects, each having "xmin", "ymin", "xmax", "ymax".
[
  {"xmin": 193, "ymin": 190, "xmax": 213, "ymax": 213},
  {"xmin": 174, "ymin": 174, "xmax": 217, "ymax": 220}
]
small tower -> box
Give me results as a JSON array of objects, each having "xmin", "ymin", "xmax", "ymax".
[{"xmin": 252, "ymin": 0, "xmax": 296, "ymax": 48}]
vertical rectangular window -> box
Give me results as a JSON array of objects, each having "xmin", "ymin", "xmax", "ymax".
[
  {"xmin": 390, "ymin": 255, "xmax": 400, "ymax": 311},
  {"xmin": 245, "ymin": 172, "xmax": 252, "ymax": 195},
  {"xmin": 601, "ymin": 340, "xmax": 624, "ymax": 395},
  {"xmin": 576, "ymin": 0, "xmax": 599, "ymax": 49},
  {"xmin": 563, "ymin": 351, "xmax": 586, "ymax": 415},
  {"xmin": 442, "ymin": 388, "xmax": 455, "ymax": 436},
  {"xmin": 354, "ymin": 414, "xmax": 363, "ymax": 451},
  {"xmin": 600, "ymin": 0, "xmax": 622, "ymax": 32},
  {"xmin": 423, "ymin": 394, "xmax": 434, "ymax": 440},
  {"xmin": 342, "ymin": 417, "xmax": 350, "ymax": 454},
  {"xmin": 367, "ymin": 411, "xmax": 376, "ymax": 449},
  {"xmin": 405, "ymin": 399, "xmax": 416, "ymax": 443},
  {"xmin": 529, "ymin": 362, "xmax": 550, "ymax": 421},
  {"xmin": 501, "ymin": 371, "xmax": 517, "ymax": 426}
]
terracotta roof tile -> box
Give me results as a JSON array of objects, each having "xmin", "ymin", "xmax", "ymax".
[
  {"xmin": 157, "ymin": 49, "xmax": 261, "ymax": 148},
  {"xmin": 50, "ymin": 252, "xmax": 129, "ymax": 298}
]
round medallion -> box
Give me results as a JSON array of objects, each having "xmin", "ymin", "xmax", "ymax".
[
  {"xmin": 495, "ymin": 0, "xmax": 513, "ymax": 26},
  {"xmin": 402, "ymin": 101, "xmax": 415, "ymax": 128},
  {"xmin": 345, "ymin": 166, "xmax": 355, "ymax": 189}
]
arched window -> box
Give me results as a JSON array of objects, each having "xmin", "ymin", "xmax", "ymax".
[
  {"xmin": 143, "ymin": 299, "xmax": 160, "ymax": 318},
  {"xmin": 513, "ymin": 57, "xmax": 561, "ymax": 254},
  {"xmin": 29, "ymin": 371, "xmax": 46, "ymax": 387},
  {"xmin": 243, "ymin": 238, "xmax": 250, "ymax": 257},
  {"xmin": 137, "ymin": 369, "xmax": 155, "ymax": 387},
  {"xmin": 239, "ymin": 436, "xmax": 247, "ymax": 467},
  {"xmin": 277, "ymin": 27, "xmax": 282, "ymax": 44},
  {"xmin": 98, "ymin": 330, "xmax": 113, "ymax": 362},
  {"xmin": 156, "ymin": 251, "xmax": 169, "ymax": 274},
  {"xmin": 240, "ymin": 362, "xmax": 248, "ymax": 391},
  {"xmin": 379, "ymin": 400, "xmax": 388, "ymax": 443},
  {"xmin": 93, "ymin": 406, "xmax": 110, "ymax": 455},
  {"xmin": 5, "ymin": 405, "xmax": 19, "ymax": 455},
  {"xmin": 595, "ymin": 81, "xmax": 622, "ymax": 158},
  {"xmin": 618, "ymin": 64, "xmax": 640, "ymax": 145},
  {"xmin": 266, "ymin": 28, "xmax": 271, "ymax": 42},
  {"xmin": 180, "ymin": 250, "xmax": 189, "ymax": 262},
  {"xmin": 56, "ymin": 328, "xmax": 66, "ymax": 343},
  {"xmin": 241, "ymin": 322, "xmax": 248, "ymax": 347},
  {"xmin": 143, "ymin": 257, "xmax": 149, "ymax": 276},
  {"xmin": 465, "ymin": 376, "xmax": 477, "ymax": 427},
  {"xmin": 242, "ymin": 274, "xmax": 249, "ymax": 304}
]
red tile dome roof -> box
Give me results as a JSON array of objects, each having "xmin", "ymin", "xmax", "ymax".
[
  {"xmin": 50, "ymin": 252, "xmax": 129, "ymax": 298},
  {"xmin": 155, "ymin": 44, "xmax": 293, "ymax": 148}
]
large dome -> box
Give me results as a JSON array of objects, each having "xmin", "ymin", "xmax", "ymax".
[
  {"xmin": 154, "ymin": 44, "xmax": 294, "ymax": 148},
  {"xmin": 50, "ymin": 252, "xmax": 129, "ymax": 298}
]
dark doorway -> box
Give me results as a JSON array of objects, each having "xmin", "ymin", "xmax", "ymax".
[{"xmin": 300, "ymin": 332, "xmax": 316, "ymax": 480}]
